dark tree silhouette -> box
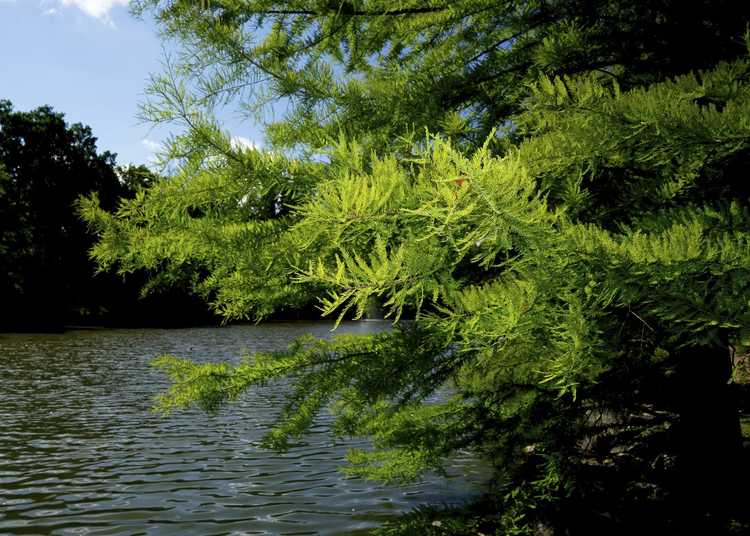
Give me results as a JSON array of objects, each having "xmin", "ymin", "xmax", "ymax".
[
  {"xmin": 0, "ymin": 101, "xmax": 216, "ymax": 329},
  {"xmin": 0, "ymin": 100, "xmax": 125, "ymax": 328}
]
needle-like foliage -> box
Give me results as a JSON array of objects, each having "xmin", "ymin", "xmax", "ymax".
[{"xmin": 83, "ymin": 2, "xmax": 750, "ymax": 533}]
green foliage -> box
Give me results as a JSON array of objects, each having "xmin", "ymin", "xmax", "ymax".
[
  {"xmin": 80, "ymin": 144, "xmax": 324, "ymax": 318},
  {"xmin": 117, "ymin": 164, "xmax": 161, "ymax": 194},
  {"xmin": 85, "ymin": 1, "xmax": 750, "ymax": 532},
  {"xmin": 131, "ymin": 0, "xmax": 750, "ymax": 155}
]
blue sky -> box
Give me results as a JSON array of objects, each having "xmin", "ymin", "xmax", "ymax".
[{"xmin": 0, "ymin": 0, "xmax": 267, "ymax": 166}]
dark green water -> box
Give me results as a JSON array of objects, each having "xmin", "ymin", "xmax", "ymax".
[{"xmin": 0, "ymin": 322, "xmax": 485, "ymax": 535}]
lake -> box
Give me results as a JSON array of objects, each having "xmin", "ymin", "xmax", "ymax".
[{"xmin": 0, "ymin": 322, "xmax": 486, "ymax": 535}]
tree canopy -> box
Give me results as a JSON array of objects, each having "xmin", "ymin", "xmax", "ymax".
[
  {"xmin": 83, "ymin": 1, "xmax": 750, "ymax": 533},
  {"xmin": 0, "ymin": 102, "xmax": 216, "ymax": 329},
  {"xmin": 133, "ymin": 0, "xmax": 750, "ymax": 154},
  {"xmin": 0, "ymin": 100, "xmax": 125, "ymax": 327}
]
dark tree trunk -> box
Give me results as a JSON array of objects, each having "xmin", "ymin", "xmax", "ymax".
[{"xmin": 674, "ymin": 343, "xmax": 745, "ymax": 525}]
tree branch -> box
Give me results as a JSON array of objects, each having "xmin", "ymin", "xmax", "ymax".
[{"xmin": 255, "ymin": 6, "xmax": 449, "ymax": 17}]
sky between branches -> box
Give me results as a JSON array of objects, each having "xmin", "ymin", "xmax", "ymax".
[{"xmin": 0, "ymin": 0, "xmax": 268, "ymax": 166}]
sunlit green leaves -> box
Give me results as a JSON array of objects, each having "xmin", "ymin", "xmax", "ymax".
[{"xmin": 85, "ymin": 5, "xmax": 750, "ymax": 510}]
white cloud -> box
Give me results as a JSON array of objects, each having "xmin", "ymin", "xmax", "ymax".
[
  {"xmin": 142, "ymin": 138, "xmax": 162, "ymax": 153},
  {"xmin": 56, "ymin": 0, "xmax": 128, "ymax": 23},
  {"xmin": 231, "ymin": 136, "xmax": 261, "ymax": 152},
  {"xmin": 141, "ymin": 138, "xmax": 164, "ymax": 165},
  {"xmin": 42, "ymin": 7, "xmax": 59, "ymax": 16}
]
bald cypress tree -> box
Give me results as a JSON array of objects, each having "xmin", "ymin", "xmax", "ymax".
[
  {"xmin": 132, "ymin": 0, "xmax": 750, "ymax": 152},
  {"xmin": 82, "ymin": 1, "xmax": 750, "ymax": 532}
]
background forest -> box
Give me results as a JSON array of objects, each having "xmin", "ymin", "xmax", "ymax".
[{"xmin": 0, "ymin": 100, "xmax": 217, "ymax": 328}]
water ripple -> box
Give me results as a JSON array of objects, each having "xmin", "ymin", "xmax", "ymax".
[{"xmin": 0, "ymin": 323, "xmax": 486, "ymax": 535}]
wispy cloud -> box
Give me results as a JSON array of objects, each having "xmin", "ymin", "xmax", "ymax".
[{"xmin": 55, "ymin": 0, "xmax": 128, "ymax": 24}]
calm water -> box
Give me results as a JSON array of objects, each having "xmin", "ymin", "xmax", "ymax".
[{"xmin": 0, "ymin": 322, "xmax": 485, "ymax": 535}]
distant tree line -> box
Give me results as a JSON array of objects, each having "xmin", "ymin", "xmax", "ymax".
[{"xmin": 0, "ymin": 100, "xmax": 216, "ymax": 329}]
